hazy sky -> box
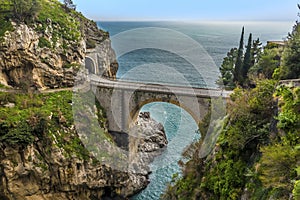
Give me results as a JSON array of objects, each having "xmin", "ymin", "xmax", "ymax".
[{"xmin": 73, "ymin": 0, "xmax": 299, "ymax": 21}]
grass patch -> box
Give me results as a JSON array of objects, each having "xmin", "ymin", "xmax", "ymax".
[
  {"xmin": 38, "ymin": 37, "xmax": 52, "ymax": 48},
  {"xmin": 0, "ymin": 90, "xmax": 114, "ymax": 160},
  {"xmin": 63, "ymin": 63, "xmax": 81, "ymax": 69},
  {"xmin": 0, "ymin": 3, "xmax": 14, "ymax": 41},
  {"xmin": 35, "ymin": 0, "xmax": 82, "ymax": 48}
]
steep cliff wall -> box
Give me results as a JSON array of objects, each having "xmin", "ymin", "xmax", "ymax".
[
  {"xmin": 0, "ymin": 142, "xmax": 131, "ymax": 200},
  {"xmin": 0, "ymin": 0, "xmax": 118, "ymax": 89},
  {"xmin": 0, "ymin": 91, "xmax": 167, "ymax": 199},
  {"xmin": 0, "ymin": 22, "xmax": 84, "ymax": 89}
]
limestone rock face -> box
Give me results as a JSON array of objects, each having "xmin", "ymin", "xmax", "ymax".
[
  {"xmin": 0, "ymin": 20, "xmax": 118, "ymax": 89},
  {"xmin": 0, "ymin": 23, "xmax": 84, "ymax": 89},
  {"xmin": 0, "ymin": 112, "xmax": 167, "ymax": 199},
  {"xmin": 82, "ymin": 19, "xmax": 118, "ymax": 79},
  {"xmin": 0, "ymin": 143, "xmax": 130, "ymax": 200},
  {"xmin": 135, "ymin": 112, "xmax": 168, "ymax": 153}
]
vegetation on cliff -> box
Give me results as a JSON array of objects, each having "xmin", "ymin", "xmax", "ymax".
[
  {"xmin": 164, "ymin": 80, "xmax": 299, "ymax": 200},
  {"xmin": 164, "ymin": 5, "xmax": 300, "ymax": 200},
  {"xmin": 0, "ymin": 90, "xmax": 110, "ymax": 159},
  {"xmin": 275, "ymin": 5, "xmax": 300, "ymax": 80},
  {"xmin": 0, "ymin": 0, "xmax": 107, "ymax": 44}
]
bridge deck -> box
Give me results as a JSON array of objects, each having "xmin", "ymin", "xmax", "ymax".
[{"xmin": 89, "ymin": 75, "xmax": 232, "ymax": 98}]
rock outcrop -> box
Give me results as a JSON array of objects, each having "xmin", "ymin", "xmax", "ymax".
[
  {"xmin": 127, "ymin": 112, "xmax": 168, "ymax": 188},
  {"xmin": 86, "ymin": 39, "xmax": 119, "ymax": 78},
  {"xmin": 83, "ymin": 20, "xmax": 119, "ymax": 78},
  {"xmin": 0, "ymin": 22, "xmax": 83, "ymax": 89},
  {"xmin": 0, "ymin": 13, "xmax": 118, "ymax": 89},
  {"xmin": 0, "ymin": 143, "xmax": 129, "ymax": 200},
  {"xmin": 0, "ymin": 110, "xmax": 167, "ymax": 199},
  {"xmin": 133, "ymin": 112, "xmax": 168, "ymax": 153}
]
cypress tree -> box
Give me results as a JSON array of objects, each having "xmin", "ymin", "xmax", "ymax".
[
  {"xmin": 234, "ymin": 27, "xmax": 244, "ymax": 85},
  {"xmin": 242, "ymin": 33, "xmax": 252, "ymax": 81},
  {"xmin": 251, "ymin": 38, "xmax": 262, "ymax": 66}
]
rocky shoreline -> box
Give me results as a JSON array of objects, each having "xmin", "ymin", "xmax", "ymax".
[{"xmin": 128, "ymin": 112, "xmax": 168, "ymax": 179}]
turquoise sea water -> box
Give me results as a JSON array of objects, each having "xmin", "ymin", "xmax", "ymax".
[
  {"xmin": 97, "ymin": 21, "xmax": 293, "ymax": 199},
  {"xmin": 138, "ymin": 103, "xmax": 199, "ymax": 200}
]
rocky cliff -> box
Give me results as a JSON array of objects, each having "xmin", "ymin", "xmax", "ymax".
[
  {"xmin": 0, "ymin": 90, "xmax": 168, "ymax": 199},
  {"xmin": 0, "ymin": 22, "xmax": 83, "ymax": 89},
  {"xmin": 0, "ymin": 142, "xmax": 130, "ymax": 200},
  {"xmin": 0, "ymin": 0, "xmax": 118, "ymax": 89},
  {"xmin": 0, "ymin": 1, "xmax": 167, "ymax": 199}
]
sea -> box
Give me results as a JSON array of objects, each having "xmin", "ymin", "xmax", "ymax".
[{"xmin": 97, "ymin": 21, "xmax": 293, "ymax": 199}]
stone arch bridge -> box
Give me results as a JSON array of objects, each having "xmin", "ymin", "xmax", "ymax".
[{"xmin": 88, "ymin": 75, "xmax": 232, "ymax": 133}]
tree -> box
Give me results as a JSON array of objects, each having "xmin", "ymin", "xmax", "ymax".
[
  {"xmin": 216, "ymin": 47, "xmax": 238, "ymax": 89},
  {"xmin": 251, "ymin": 38, "xmax": 262, "ymax": 66},
  {"xmin": 250, "ymin": 48, "xmax": 281, "ymax": 79},
  {"xmin": 241, "ymin": 33, "xmax": 252, "ymax": 82},
  {"xmin": 233, "ymin": 27, "xmax": 244, "ymax": 85},
  {"xmin": 259, "ymin": 144, "xmax": 298, "ymax": 197},
  {"xmin": 0, "ymin": 0, "xmax": 11, "ymax": 15},
  {"xmin": 277, "ymin": 4, "xmax": 300, "ymax": 79},
  {"xmin": 64, "ymin": 0, "xmax": 76, "ymax": 10}
]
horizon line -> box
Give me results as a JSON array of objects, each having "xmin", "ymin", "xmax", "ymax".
[{"xmin": 95, "ymin": 19, "xmax": 296, "ymax": 23}]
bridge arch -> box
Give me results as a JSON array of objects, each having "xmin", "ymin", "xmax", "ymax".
[
  {"xmin": 130, "ymin": 98, "xmax": 203, "ymax": 128},
  {"xmin": 124, "ymin": 87, "xmax": 210, "ymax": 132},
  {"xmin": 85, "ymin": 56, "xmax": 96, "ymax": 74}
]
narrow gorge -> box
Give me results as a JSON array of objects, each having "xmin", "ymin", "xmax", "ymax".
[{"xmin": 0, "ymin": 0, "xmax": 168, "ymax": 199}]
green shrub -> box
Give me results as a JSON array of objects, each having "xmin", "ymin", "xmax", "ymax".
[
  {"xmin": 38, "ymin": 37, "xmax": 52, "ymax": 48},
  {"xmin": 0, "ymin": 120, "xmax": 34, "ymax": 147},
  {"xmin": 0, "ymin": 18, "xmax": 13, "ymax": 40},
  {"xmin": 0, "ymin": 91, "xmax": 96, "ymax": 160},
  {"xmin": 293, "ymin": 180, "xmax": 300, "ymax": 199},
  {"xmin": 63, "ymin": 63, "xmax": 80, "ymax": 70},
  {"xmin": 86, "ymin": 38, "xmax": 96, "ymax": 49}
]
